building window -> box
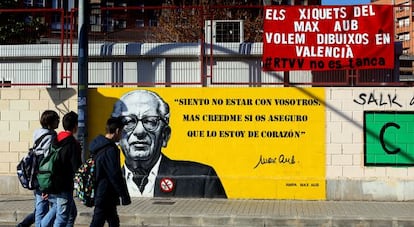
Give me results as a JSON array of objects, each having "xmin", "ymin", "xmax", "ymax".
[
  {"xmin": 205, "ymin": 20, "xmax": 244, "ymax": 43},
  {"xmin": 34, "ymin": 0, "xmax": 45, "ymax": 7},
  {"xmin": 215, "ymin": 21, "xmax": 243, "ymax": 43},
  {"xmin": 24, "ymin": 0, "xmax": 33, "ymax": 6}
]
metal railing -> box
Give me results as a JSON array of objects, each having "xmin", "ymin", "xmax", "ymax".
[{"xmin": 0, "ymin": 4, "xmax": 412, "ymax": 87}]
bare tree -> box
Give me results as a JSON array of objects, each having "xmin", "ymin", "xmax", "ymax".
[
  {"xmin": 148, "ymin": 1, "xmax": 263, "ymax": 43},
  {"xmin": 0, "ymin": 1, "xmax": 47, "ymax": 44}
]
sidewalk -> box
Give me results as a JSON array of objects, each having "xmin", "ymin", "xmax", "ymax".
[{"xmin": 0, "ymin": 195, "xmax": 413, "ymax": 227}]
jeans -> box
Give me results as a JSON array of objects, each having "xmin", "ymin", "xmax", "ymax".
[
  {"xmin": 34, "ymin": 190, "xmax": 56, "ymax": 227},
  {"xmin": 52, "ymin": 191, "xmax": 77, "ymax": 227},
  {"xmin": 40, "ymin": 194, "xmax": 57, "ymax": 227},
  {"xmin": 34, "ymin": 190, "xmax": 49, "ymax": 227}
]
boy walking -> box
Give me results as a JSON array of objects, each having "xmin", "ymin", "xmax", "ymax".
[
  {"xmin": 45, "ymin": 111, "xmax": 82, "ymax": 227},
  {"xmin": 19, "ymin": 110, "xmax": 59, "ymax": 227},
  {"xmin": 89, "ymin": 117, "xmax": 131, "ymax": 227}
]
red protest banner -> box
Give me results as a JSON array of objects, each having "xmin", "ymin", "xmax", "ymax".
[{"xmin": 262, "ymin": 5, "xmax": 394, "ymax": 71}]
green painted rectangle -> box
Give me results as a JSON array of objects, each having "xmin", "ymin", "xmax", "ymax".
[{"xmin": 364, "ymin": 111, "xmax": 414, "ymax": 166}]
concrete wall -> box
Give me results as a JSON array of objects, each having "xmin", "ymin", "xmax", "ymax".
[
  {"xmin": 0, "ymin": 88, "xmax": 78, "ymax": 195},
  {"xmin": 326, "ymin": 87, "xmax": 414, "ymax": 201},
  {"xmin": 0, "ymin": 87, "xmax": 413, "ymax": 201}
]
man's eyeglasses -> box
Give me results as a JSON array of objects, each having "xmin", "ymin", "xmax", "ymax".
[{"xmin": 121, "ymin": 115, "xmax": 167, "ymax": 132}]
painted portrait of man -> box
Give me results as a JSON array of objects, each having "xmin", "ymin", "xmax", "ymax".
[{"xmin": 111, "ymin": 89, "xmax": 227, "ymax": 198}]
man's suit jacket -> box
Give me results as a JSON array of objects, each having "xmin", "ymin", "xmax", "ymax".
[{"xmin": 153, "ymin": 155, "xmax": 227, "ymax": 198}]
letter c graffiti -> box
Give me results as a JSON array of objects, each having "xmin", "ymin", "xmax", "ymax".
[{"xmin": 379, "ymin": 122, "xmax": 401, "ymax": 155}]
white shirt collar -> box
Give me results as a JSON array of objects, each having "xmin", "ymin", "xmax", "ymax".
[{"xmin": 124, "ymin": 155, "xmax": 162, "ymax": 197}]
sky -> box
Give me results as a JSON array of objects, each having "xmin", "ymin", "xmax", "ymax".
[{"xmin": 321, "ymin": 0, "xmax": 371, "ymax": 5}]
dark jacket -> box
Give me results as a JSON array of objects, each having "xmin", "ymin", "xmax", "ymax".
[
  {"xmin": 53, "ymin": 131, "xmax": 82, "ymax": 193},
  {"xmin": 153, "ymin": 155, "xmax": 227, "ymax": 198},
  {"xmin": 90, "ymin": 135, "xmax": 130, "ymax": 206}
]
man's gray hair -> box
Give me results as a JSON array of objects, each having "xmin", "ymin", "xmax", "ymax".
[{"xmin": 112, "ymin": 89, "xmax": 170, "ymax": 123}]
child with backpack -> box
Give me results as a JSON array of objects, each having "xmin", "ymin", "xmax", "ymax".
[
  {"xmin": 17, "ymin": 110, "xmax": 59, "ymax": 227},
  {"xmin": 40, "ymin": 111, "xmax": 82, "ymax": 227},
  {"xmin": 89, "ymin": 117, "xmax": 131, "ymax": 227}
]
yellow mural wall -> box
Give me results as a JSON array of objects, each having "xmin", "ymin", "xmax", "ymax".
[{"xmin": 88, "ymin": 87, "xmax": 326, "ymax": 199}]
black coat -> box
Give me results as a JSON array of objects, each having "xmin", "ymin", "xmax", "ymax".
[
  {"xmin": 90, "ymin": 135, "xmax": 130, "ymax": 206},
  {"xmin": 151, "ymin": 155, "xmax": 227, "ymax": 198},
  {"xmin": 53, "ymin": 134, "xmax": 82, "ymax": 193}
]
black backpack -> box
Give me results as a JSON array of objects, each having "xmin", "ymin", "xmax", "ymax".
[{"xmin": 16, "ymin": 132, "xmax": 53, "ymax": 190}]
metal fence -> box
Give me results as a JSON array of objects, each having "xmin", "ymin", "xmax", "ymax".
[
  {"xmin": 0, "ymin": 8, "xmax": 66, "ymax": 87},
  {"xmin": 0, "ymin": 5, "xmax": 412, "ymax": 87}
]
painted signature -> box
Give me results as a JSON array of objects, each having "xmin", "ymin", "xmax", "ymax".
[{"xmin": 253, "ymin": 154, "xmax": 296, "ymax": 169}]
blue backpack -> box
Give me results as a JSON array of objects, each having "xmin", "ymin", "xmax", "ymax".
[{"xmin": 17, "ymin": 133, "xmax": 53, "ymax": 190}]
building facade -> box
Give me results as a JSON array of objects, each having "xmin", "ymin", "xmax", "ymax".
[{"xmin": 373, "ymin": 0, "xmax": 414, "ymax": 80}]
